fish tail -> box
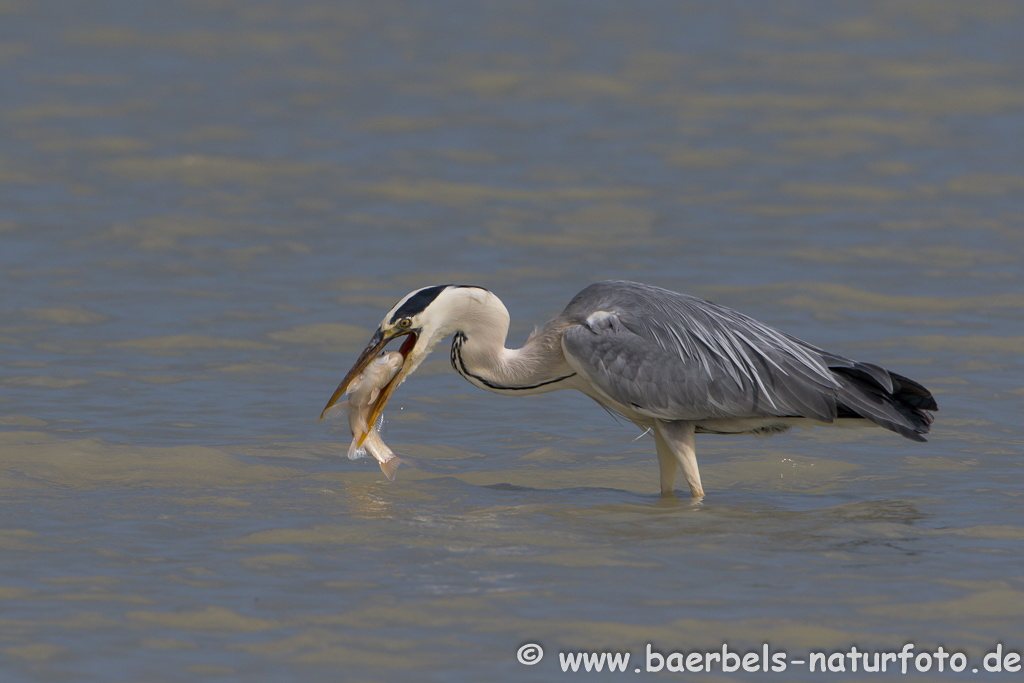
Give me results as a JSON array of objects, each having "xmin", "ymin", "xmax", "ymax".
[{"xmin": 379, "ymin": 457, "xmax": 403, "ymax": 481}]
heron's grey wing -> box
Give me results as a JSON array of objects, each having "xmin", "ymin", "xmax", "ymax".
[
  {"xmin": 561, "ymin": 311, "xmax": 838, "ymax": 422},
  {"xmin": 611, "ymin": 289, "xmax": 934, "ymax": 438},
  {"xmin": 560, "ymin": 281, "xmax": 934, "ymax": 438}
]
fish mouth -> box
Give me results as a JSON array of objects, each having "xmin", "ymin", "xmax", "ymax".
[{"xmin": 319, "ymin": 328, "xmax": 419, "ymax": 445}]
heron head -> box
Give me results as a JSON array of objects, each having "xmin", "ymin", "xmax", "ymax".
[{"xmin": 318, "ymin": 284, "xmax": 494, "ymax": 437}]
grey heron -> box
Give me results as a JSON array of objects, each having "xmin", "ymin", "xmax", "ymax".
[{"xmin": 320, "ymin": 281, "xmax": 936, "ymax": 498}]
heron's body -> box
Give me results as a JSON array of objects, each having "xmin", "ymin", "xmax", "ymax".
[{"xmin": 322, "ymin": 281, "xmax": 936, "ymax": 498}]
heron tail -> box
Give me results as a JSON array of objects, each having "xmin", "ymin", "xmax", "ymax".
[{"xmin": 831, "ymin": 364, "xmax": 937, "ymax": 441}]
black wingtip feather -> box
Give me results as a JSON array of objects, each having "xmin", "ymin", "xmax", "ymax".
[
  {"xmin": 889, "ymin": 371, "xmax": 939, "ymax": 412},
  {"xmin": 832, "ymin": 366, "xmax": 937, "ymax": 441}
]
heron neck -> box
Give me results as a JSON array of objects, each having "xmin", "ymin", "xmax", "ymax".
[{"xmin": 451, "ymin": 314, "xmax": 575, "ymax": 395}]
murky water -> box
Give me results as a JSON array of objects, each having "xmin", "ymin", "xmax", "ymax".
[{"xmin": 2, "ymin": 1, "xmax": 1023, "ymax": 681}]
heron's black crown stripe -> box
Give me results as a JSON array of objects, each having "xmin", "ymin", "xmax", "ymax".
[
  {"xmin": 388, "ymin": 285, "xmax": 449, "ymax": 324},
  {"xmin": 388, "ymin": 285, "xmax": 489, "ymax": 324},
  {"xmin": 451, "ymin": 332, "xmax": 575, "ymax": 391}
]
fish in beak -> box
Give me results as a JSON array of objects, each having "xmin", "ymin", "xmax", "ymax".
[
  {"xmin": 321, "ymin": 350, "xmax": 404, "ymax": 480},
  {"xmin": 319, "ymin": 326, "xmax": 419, "ymax": 450}
]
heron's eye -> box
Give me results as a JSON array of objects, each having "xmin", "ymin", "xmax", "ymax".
[{"xmin": 398, "ymin": 318, "xmax": 412, "ymax": 329}]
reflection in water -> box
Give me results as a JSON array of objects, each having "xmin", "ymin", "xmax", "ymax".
[
  {"xmin": 339, "ymin": 481, "xmax": 398, "ymax": 520},
  {"xmin": 1, "ymin": 0, "xmax": 1023, "ymax": 680}
]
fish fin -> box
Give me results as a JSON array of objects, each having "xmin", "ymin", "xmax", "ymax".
[
  {"xmin": 321, "ymin": 400, "xmax": 350, "ymax": 422},
  {"xmin": 379, "ymin": 456, "xmax": 403, "ymax": 481},
  {"xmin": 346, "ymin": 440, "xmax": 367, "ymax": 460}
]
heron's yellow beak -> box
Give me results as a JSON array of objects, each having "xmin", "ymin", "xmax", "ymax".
[{"xmin": 319, "ymin": 327, "xmax": 419, "ymax": 446}]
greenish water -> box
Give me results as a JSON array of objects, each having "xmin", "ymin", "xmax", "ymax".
[{"xmin": 2, "ymin": 1, "xmax": 1023, "ymax": 681}]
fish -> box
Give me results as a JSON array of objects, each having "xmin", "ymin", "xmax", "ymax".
[{"xmin": 324, "ymin": 351, "xmax": 404, "ymax": 480}]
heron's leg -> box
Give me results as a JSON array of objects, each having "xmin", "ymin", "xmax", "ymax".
[
  {"xmin": 654, "ymin": 421, "xmax": 703, "ymax": 498},
  {"xmin": 653, "ymin": 428, "xmax": 678, "ymax": 496}
]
